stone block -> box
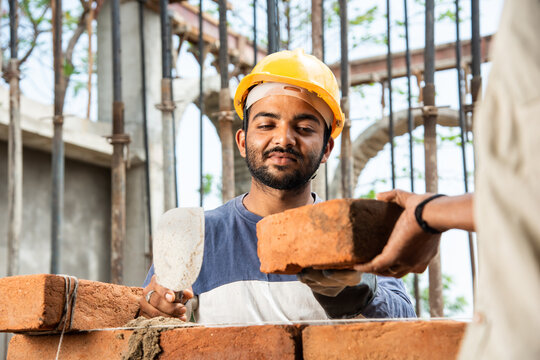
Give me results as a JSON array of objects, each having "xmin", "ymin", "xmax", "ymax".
[
  {"xmin": 257, "ymin": 199, "xmax": 403, "ymax": 274},
  {"xmin": 0, "ymin": 274, "xmax": 142, "ymax": 332},
  {"xmin": 302, "ymin": 321, "xmax": 466, "ymax": 360}
]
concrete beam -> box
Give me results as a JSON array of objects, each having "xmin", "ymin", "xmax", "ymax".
[{"xmin": 329, "ymin": 35, "xmax": 494, "ymax": 86}]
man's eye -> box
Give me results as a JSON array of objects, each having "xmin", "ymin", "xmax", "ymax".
[
  {"xmin": 298, "ymin": 127, "xmax": 315, "ymax": 133},
  {"xmin": 258, "ymin": 124, "xmax": 274, "ymax": 129}
]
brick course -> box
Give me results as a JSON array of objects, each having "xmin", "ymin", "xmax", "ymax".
[
  {"xmin": 302, "ymin": 320, "xmax": 466, "ymax": 360},
  {"xmin": 257, "ymin": 199, "xmax": 403, "ymax": 274}
]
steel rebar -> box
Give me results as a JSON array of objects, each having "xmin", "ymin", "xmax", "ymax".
[
  {"xmin": 267, "ymin": 0, "xmax": 279, "ymax": 54},
  {"xmin": 386, "ymin": 0, "xmax": 395, "ymax": 189},
  {"xmin": 455, "ymin": 0, "xmax": 477, "ymax": 306},
  {"xmin": 138, "ymin": 0, "xmax": 153, "ymax": 265},
  {"xmin": 339, "ymin": 0, "xmax": 353, "ymax": 198},
  {"xmin": 424, "ymin": 0, "xmax": 443, "ymax": 317},
  {"xmin": 403, "ymin": 0, "xmax": 421, "ymax": 317},
  {"xmin": 218, "ymin": 0, "xmax": 235, "ymax": 202},
  {"xmin": 51, "ymin": 0, "xmax": 64, "ymax": 275},
  {"xmin": 199, "ymin": 0, "xmax": 204, "ymax": 206},
  {"xmin": 471, "ymin": 0, "xmax": 481, "ymax": 104},
  {"xmin": 253, "ymin": 0, "xmax": 257, "ymax": 64}
]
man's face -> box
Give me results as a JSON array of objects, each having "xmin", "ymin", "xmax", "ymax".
[{"xmin": 236, "ymin": 95, "xmax": 334, "ymax": 191}]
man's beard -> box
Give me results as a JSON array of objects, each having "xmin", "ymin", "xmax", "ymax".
[{"xmin": 245, "ymin": 142, "xmax": 326, "ymax": 191}]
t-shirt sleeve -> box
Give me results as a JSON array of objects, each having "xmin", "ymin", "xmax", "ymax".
[{"xmin": 360, "ymin": 276, "xmax": 417, "ymax": 318}]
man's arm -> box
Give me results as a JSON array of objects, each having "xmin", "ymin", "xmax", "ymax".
[
  {"xmin": 355, "ymin": 190, "xmax": 475, "ymax": 277},
  {"xmin": 298, "ymin": 270, "xmax": 416, "ymax": 318}
]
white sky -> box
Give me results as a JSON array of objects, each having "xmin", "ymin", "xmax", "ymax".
[{"xmin": 13, "ymin": 0, "xmax": 506, "ymax": 318}]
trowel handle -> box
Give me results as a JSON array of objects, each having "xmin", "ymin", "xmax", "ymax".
[{"xmin": 173, "ymin": 290, "xmax": 185, "ymax": 303}]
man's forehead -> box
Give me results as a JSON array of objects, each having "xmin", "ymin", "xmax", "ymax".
[{"xmin": 250, "ymin": 96, "xmax": 326, "ymax": 125}]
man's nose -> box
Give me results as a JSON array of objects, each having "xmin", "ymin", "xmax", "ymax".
[{"xmin": 273, "ymin": 124, "xmax": 296, "ymax": 148}]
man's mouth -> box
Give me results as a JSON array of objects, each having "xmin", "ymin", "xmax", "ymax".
[{"xmin": 266, "ymin": 152, "xmax": 298, "ymax": 165}]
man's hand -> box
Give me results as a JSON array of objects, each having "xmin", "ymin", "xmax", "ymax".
[
  {"xmin": 354, "ymin": 189, "xmax": 441, "ymax": 278},
  {"xmin": 297, "ymin": 268, "xmax": 363, "ymax": 297},
  {"xmin": 139, "ymin": 275, "xmax": 194, "ymax": 321}
]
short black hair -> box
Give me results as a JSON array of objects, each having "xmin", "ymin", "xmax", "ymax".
[{"xmin": 243, "ymin": 106, "xmax": 332, "ymax": 151}]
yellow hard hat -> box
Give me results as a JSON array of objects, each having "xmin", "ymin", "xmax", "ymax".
[{"xmin": 234, "ymin": 49, "xmax": 344, "ymax": 139}]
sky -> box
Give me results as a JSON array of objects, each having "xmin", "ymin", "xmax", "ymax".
[{"xmin": 12, "ymin": 0, "xmax": 506, "ymax": 318}]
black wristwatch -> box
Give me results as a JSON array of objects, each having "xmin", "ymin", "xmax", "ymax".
[{"xmin": 414, "ymin": 194, "xmax": 446, "ymax": 234}]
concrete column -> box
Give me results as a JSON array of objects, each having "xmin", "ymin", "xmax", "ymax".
[{"xmin": 97, "ymin": 0, "xmax": 163, "ymax": 285}]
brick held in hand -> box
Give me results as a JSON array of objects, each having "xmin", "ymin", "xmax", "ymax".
[{"xmin": 256, "ymin": 199, "xmax": 403, "ymax": 274}]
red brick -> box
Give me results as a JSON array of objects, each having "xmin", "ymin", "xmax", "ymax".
[
  {"xmin": 302, "ymin": 321, "xmax": 466, "ymax": 360},
  {"xmin": 7, "ymin": 324, "xmax": 302, "ymax": 360},
  {"xmin": 0, "ymin": 274, "xmax": 142, "ymax": 332},
  {"xmin": 257, "ymin": 199, "xmax": 403, "ymax": 274}
]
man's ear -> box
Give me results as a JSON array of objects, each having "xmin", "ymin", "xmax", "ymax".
[
  {"xmin": 320, "ymin": 137, "xmax": 334, "ymax": 164},
  {"xmin": 236, "ymin": 128, "xmax": 247, "ymax": 158}
]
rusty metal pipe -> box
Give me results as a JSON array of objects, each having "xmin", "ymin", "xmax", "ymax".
[
  {"xmin": 471, "ymin": 0, "xmax": 481, "ymax": 104},
  {"xmin": 424, "ymin": 0, "xmax": 443, "ymax": 317},
  {"xmin": 218, "ymin": 0, "xmax": 235, "ymax": 202},
  {"xmin": 50, "ymin": 0, "xmax": 64, "ymax": 275},
  {"xmin": 339, "ymin": 0, "xmax": 353, "ymax": 198},
  {"xmin": 110, "ymin": 0, "xmax": 129, "ymax": 285}
]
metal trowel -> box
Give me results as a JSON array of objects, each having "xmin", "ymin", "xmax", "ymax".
[{"xmin": 153, "ymin": 207, "xmax": 205, "ymax": 303}]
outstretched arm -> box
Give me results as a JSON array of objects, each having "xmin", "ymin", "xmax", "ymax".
[{"xmin": 355, "ymin": 190, "xmax": 475, "ymax": 278}]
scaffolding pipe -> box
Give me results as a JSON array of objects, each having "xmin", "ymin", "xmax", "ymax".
[
  {"xmin": 311, "ymin": 0, "xmax": 326, "ymax": 200},
  {"xmin": 253, "ymin": 0, "xmax": 257, "ymax": 64},
  {"xmin": 266, "ymin": 0, "xmax": 279, "ymax": 54},
  {"xmin": 159, "ymin": 0, "xmax": 177, "ymax": 211},
  {"xmin": 423, "ymin": 0, "xmax": 443, "ymax": 317},
  {"xmin": 7, "ymin": 0, "xmax": 21, "ymax": 279},
  {"xmin": 471, "ymin": 0, "xmax": 481, "ymax": 104},
  {"xmin": 339, "ymin": 0, "xmax": 352, "ymax": 198},
  {"xmin": 218, "ymin": 0, "xmax": 235, "ymax": 202},
  {"xmin": 138, "ymin": 0, "xmax": 153, "ymax": 264},
  {"xmin": 110, "ymin": 0, "xmax": 130, "ymax": 285},
  {"xmin": 386, "ymin": 0, "xmax": 395, "ymax": 188},
  {"xmin": 51, "ymin": 0, "xmax": 64, "ymax": 275},
  {"xmin": 455, "ymin": 0, "xmax": 477, "ymax": 304},
  {"xmin": 402, "ymin": 0, "xmax": 421, "ymax": 317},
  {"xmin": 199, "ymin": 0, "xmax": 204, "ymax": 206}
]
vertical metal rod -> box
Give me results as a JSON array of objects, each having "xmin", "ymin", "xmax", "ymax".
[
  {"xmin": 218, "ymin": 0, "xmax": 235, "ymax": 202},
  {"xmin": 160, "ymin": 0, "xmax": 176, "ymax": 211},
  {"xmin": 7, "ymin": 0, "xmax": 21, "ymax": 279},
  {"xmin": 199, "ymin": 0, "xmax": 204, "ymax": 207},
  {"xmin": 253, "ymin": 0, "xmax": 257, "ymax": 64},
  {"xmin": 110, "ymin": 0, "xmax": 129, "ymax": 285},
  {"xmin": 403, "ymin": 0, "xmax": 420, "ymax": 317},
  {"xmin": 339, "ymin": 0, "xmax": 352, "ymax": 198},
  {"xmin": 322, "ymin": 0, "xmax": 328, "ymax": 199},
  {"xmin": 267, "ymin": 0, "xmax": 279, "ymax": 54},
  {"xmin": 51, "ymin": 0, "xmax": 64, "ymax": 275},
  {"xmin": 471, "ymin": 0, "xmax": 481, "ymax": 104},
  {"xmin": 455, "ymin": 0, "xmax": 476, "ymax": 305},
  {"xmin": 386, "ymin": 0, "xmax": 395, "ymax": 189},
  {"xmin": 424, "ymin": 0, "xmax": 443, "ymax": 317},
  {"xmin": 138, "ymin": 0, "xmax": 153, "ymax": 265},
  {"xmin": 311, "ymin": 0, "xmax": 326, "ymax": 200}
]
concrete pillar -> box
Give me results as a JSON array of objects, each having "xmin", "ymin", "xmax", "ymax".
[{"xmin": 97, "ymin": 0, "xmax": 163, "ymax": 286}]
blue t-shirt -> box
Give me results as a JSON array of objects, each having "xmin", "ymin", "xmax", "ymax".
[{"xmin": 144, "ymin": 194, "xmax": 416, "ymax": 323}]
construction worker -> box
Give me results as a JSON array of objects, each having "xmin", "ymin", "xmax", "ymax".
[
  {"xmin": 139, "ymin": 49, "xmax": 415, "ymax": 323},
  {"xmin": 357, "ymin": 0, "xmax": 540, "ymax": 358}
]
